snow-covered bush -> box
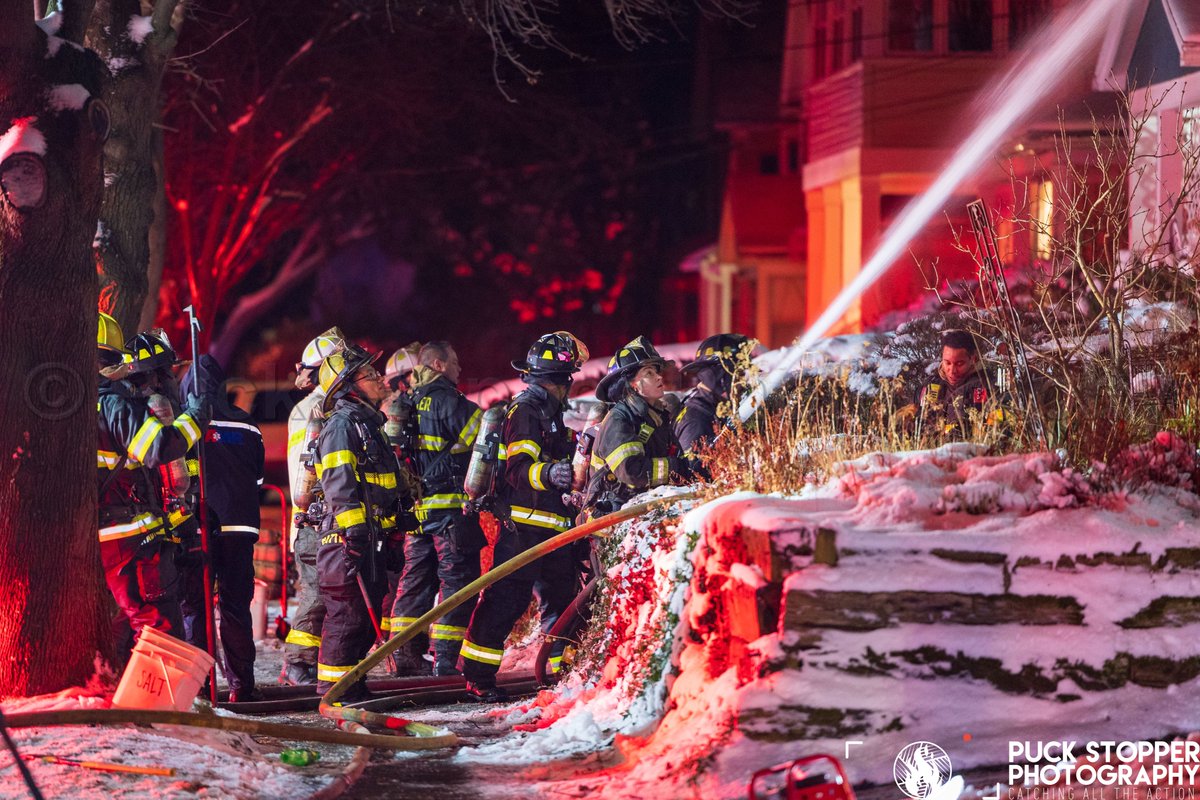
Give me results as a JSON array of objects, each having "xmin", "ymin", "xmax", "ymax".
[{"xmin": 576, "ymin": 498, "xmax": 700, "ymax": 703}]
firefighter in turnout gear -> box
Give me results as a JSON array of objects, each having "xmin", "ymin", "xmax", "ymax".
[
  {"xmin": 179, "ymin": 355, "xmax": 266, "ymax": 703},
  {"xmin": 584, "ymin": 336, "xmax": 690, "ymax": 517},
  {"xmin": 909, "ymin": 329, "xmax": 997, "ymax": 439},
  {"xmin": 98, "ymin": 317, "xmax": 210, "ymax": 660},
  {"xmin": 379, "ymin": 342, "xmax": 422, "ymax": 635},
  {"xmin": 458, "ymin": 333, "xmax": 588, "ymax": 699},
  {"xmin": 389, "ymin": 341, "xmax": 486, "ymax": 676},
  {"xmin": 675, "ymin": 333, "xmax": 754, "ymax": 477},
  {"xmin": 313, "ymin": 343, "xmax": 408, "ymax": 702},
  {"xmin": 281, "ymin": 328, "xmax": 345, "ymax": 686}
]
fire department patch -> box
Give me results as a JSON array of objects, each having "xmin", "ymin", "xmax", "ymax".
[{"xmin": 972, "ymin": 387, "xmax": 988, "ymax": 404}]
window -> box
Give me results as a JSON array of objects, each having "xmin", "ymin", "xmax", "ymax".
[
  {"xmin": 949, "ymin": 0, "xmax": 993, "ymax": 52},
  {"xmin": 851, "ymin": 8, "xmax": 863, "ymax": 61},
  {"xmin": 888, "ymin": 0, "xmax": 933, "ymax": 52},
  {"xmin": 786, "ymin": 139, "xmax": 800, "ymax": 174},
  {"xmin": 760, "ymin": 153, "xmax": 780, "ymax": 176},
  {"xmin": 1010, "ymin": 0, "xmax": 1050, "ymax": 48},
  {"xmin": 1034, "ymin": 180, "xmax": 1054, "ymax": 260},
  {"xmin": 832, "ymin": 19, "xmax": 845, "ymax": 71},
  {"xmin": 814, "ymin": 25, "xmax": 828, "ymax": 79}
]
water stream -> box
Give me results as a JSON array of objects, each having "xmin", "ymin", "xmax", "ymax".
[{"xmin": 739, "ymin": 0, "xmax": 1132, "ymax": 421}]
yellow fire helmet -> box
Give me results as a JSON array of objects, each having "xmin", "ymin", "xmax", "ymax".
[
  {"xmin": 318, "ymin": 342, "xmax": 379, "ymax": 412},
  {"xmin": 98, "ymin": 311, "xmax": 126, "ymax": 355}
]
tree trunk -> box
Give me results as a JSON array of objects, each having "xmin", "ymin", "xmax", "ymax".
[
  {"xmin": 0, "ymin": 7, "xmax": 111, "ymax": 694},
  {"xmin": 90, "ymin": 0, "xmax": 179, "ymax": 334},
  {"xmin": 138, "ymin": 127, "xmax": 166, "ymax": 331}
]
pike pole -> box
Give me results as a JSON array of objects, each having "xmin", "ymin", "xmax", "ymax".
[
  {"xmin": 184, "ymin": 305, "xmax": 219, "ymax": 704},
  {"xmin": 966, "ymin": 199, "xmax": 1048, "ymax": 447}
]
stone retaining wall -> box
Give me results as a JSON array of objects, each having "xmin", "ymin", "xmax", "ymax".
[{"xmin": 692, "ymin": 494, "xmax": 1200, "ymax": 751}]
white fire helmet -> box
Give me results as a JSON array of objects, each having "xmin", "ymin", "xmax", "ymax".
[
  {"xmin": 384, "ymin": 343, "xmax": 421, "ymax": 384},
  {"xmin": 300, "ymin": 327, "xmax": 346, "ymax": 369}
]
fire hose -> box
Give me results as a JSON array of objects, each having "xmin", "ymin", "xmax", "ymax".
[
  {"xmin": 0, "ymin": 493, "xmax": 696, "ymax": 754},
  {"xmin": 318, "ymin": 491, "xmax": 699, "ymax": 729}
]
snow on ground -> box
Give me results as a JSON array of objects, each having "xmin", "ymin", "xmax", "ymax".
[
  {"xmin": 0, "ymin": 684, "xmax": 332, "ymax": 800},
  {"xmin": 3, "ymin": 447, "xmax": 1198, "ymax": 798},
  {"xmin": 422, "ymin": 448, "xmax": 1200, "ymax": 799}
]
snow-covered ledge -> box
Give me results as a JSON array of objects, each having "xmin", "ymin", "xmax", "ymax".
[{"xmin": 693, "ymin": 446, "xmax": 1200, "ymax": 785}]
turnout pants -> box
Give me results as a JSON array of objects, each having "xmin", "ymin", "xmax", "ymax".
[
  {"xmin": 389, "ymin": 511, "xmax": 484, "ymax": 674},
  {"xmin": 283, "ymin": 525, "xmax": 326, "ymax": 666},
  {"xmin": 459, "ymin": 521, "xmax": 577, "ymax": 685},
  {"xmin": 315, "ymin": 530, "xmax": 386, "ymax": 695},
  {"xmin": 101, "ymin": 531, "xmax": 184, "ymax": 665},
  {"xmin": 179, "ymin": 535, "xmax": 257, "ymax": 694}
]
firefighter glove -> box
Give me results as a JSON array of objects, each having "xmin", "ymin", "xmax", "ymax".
[
  {"xmin": 343, "ymin": 530, "xmax": 371, "ymax": 578},
  {"xmin": 668, "ymin": 456, "xmax": 690, "ymax": 481},
  {"xmin": 547, "ymin": 460, "xmax": 573, "ymax": 490},
  {"xmin": 184, "ymin": 392, "xmax": 213, "ymax": 428},
  {"xmin": 396, "ymin": 509, "xmax": 420, "ymax": 533},
  {"xmin": 176, "ymin": 531, "xmax": 206, "ymax": 568},
  {"xmin": 385, "ymin": 532, "xmax": 405, "ymax": 572}
]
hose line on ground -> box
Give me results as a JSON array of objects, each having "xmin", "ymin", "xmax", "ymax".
[
  {"xmin": 0, "ymin": 492, "xmax": 696, "ymax": 758},
  {"xmin": 0, "ymin": 707, "xmax": 455, "ymax": 750},
  {"xmin": 318, "ymin": 492, "xmax": 699, "ymax": 732}
]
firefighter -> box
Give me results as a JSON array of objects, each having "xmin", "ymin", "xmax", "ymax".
[
  {"xmin": 389, "ymin": 341, "xmax": 485, "ymax": 677},
  {"xmin": 179, "ymin": 355, "xmax": 265, "ymax": 703},
  {"xmin": 458, "ymin": 332, "xmax": 588, "ymax": 700},
  {"xmin": 98, "ymin": 317, "xmax": 210, "ymax": 660},
  {"xmin": 281, "ymin": 328, "xmax": 344, "ymax": 686},
  {"xmin": 675, "ymin": 333, "xmax": 754, "ymax": 477},
  {"xmin": 384, "ymin": 343, "xmax": 421, "ymax": 396},
  {"xmin": 909, "ymin": 329, "xmax": 997, "ymax": 439},
  {"xmin": 313, "ymin": 342, "xmax": 405, "ymax": 702},
  {"xmin": 583, "ymin": 336, "xmax": 691, "ymax": 517},
  {"xmin": 379, "ymin": 342, "xmax": 422, "ymax": 635}
]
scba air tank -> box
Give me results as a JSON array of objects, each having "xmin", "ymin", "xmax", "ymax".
[
  {"xmin": 383, "ymin": 392, "xmax": 415, "ymax": 458},
  {"xmin": 147, "ymin": 393, "xmax": 191, "ymax": 496},
  {"xmin": 463, "ymin": 405, "xmax": 507, "ymax": 502},
  {"xmin": 292, "ymin": 412, "xmax": 325, "ymax": 510},
  {"xmin": 570, "ymin": 403, "xmax": 608, "ymax": 493}
]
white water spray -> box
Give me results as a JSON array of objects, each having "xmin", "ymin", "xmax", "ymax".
[{"xmin": 739, "ymin": 0, "xmax": 1131, "ymax": 421}]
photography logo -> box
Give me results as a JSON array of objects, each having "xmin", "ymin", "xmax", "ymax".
[{"xmin": 894, "ymin": 741, "xmax": 953, "ymax": 800}]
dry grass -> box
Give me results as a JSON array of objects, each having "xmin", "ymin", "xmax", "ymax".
[
  {"xmin": 700, "ymin": 363, "xmax": 974, "ymax": 494},
  {"xmin": 698, "ymin": 330, "xmax": 1200, "ymax": 495}
]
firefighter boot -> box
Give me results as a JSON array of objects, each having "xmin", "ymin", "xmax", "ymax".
[
  {"xmin": 388, "ymin": 641, "xmax": 432, "ymax": 677},
  {"xmin": 281, "ymin": 661, "xmax": 318, "ymax": 686},
  {"xmin": 464, "ymin": 680, "xmax": 507, "ymax": 703},
  {"xmin": 433, "ymin": 639, "xmax": 463, "ymax": 677}
]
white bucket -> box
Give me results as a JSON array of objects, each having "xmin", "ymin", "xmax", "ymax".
[
  {"xmin": 113, "ymin": 626, "xmax": 215, "ymax": 712},
  {"xmin": 250, "ymin": 578, "xmax": 269, "ymax": 641}
]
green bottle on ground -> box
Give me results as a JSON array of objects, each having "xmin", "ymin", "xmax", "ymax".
[{"xmin": 280, "ymin": 748, "xmax": 320, "ymax": 766}]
